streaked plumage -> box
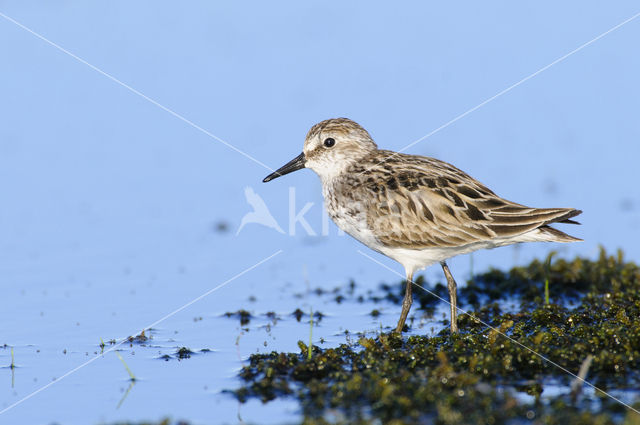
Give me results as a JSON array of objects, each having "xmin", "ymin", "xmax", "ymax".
[{"xmin": 264, "ymin": 118, "xmax": 582, "ymax": 333}]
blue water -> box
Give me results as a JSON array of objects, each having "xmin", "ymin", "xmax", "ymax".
[{"xmin": 1, "ymin": 2, "xmax": 639, "ymax": 424}]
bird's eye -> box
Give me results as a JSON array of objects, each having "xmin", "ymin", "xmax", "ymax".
[{"xmin": 323, "ymin": 138, "xmax": 336, "ymax": 148}]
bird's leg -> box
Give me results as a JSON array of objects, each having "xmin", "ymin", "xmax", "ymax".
[
  {"xmin": 395, "ymin": 271, "xmax": 413, "ymax": 333},
  {"xmin": 440, "ymin": 261, "xmax": 458, "ymax": 334}
]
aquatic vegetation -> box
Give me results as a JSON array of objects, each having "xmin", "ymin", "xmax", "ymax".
[
  {"xmin": 108, "ymin": 419, "xmax": 185, "ymax": 425},
  {"xmin": 127, "ymin": 330, "xmax": 151, "ymax": 344},
  {"xmin": 291, "ymin": 308, "xmax": 325, "ymax": 323},
  {"xmin": 115, "ymin": 351, "xmax": 136, "ymax": 381},
  {"xmin": 176, "ymin": 347, "xmax": 194, "ymax": 360},
  {"xmin": 224, "ymin": 309, "xmax": 252, "ymax": 326},
  {"xmin": 233, "ymin": 249, "xmax": 640, "ymax": 424},
  {"xmin": 158, "ymin": 347, "xmax": 210, "ymax": 362}
]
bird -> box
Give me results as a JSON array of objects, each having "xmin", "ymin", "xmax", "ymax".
[
  {"xmin": 237, "ymin": 186, "xmax": 285, "ymax": 235},
  {"xmin": 263, "ymin": 118, "xmax": 582, "ymax": 333}
]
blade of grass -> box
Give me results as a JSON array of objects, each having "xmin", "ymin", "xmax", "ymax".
[
  {"xmin": 10, "ymin": 347, "xmax": 15, "ymax": 389},
  {"xmin": 303, "ymin": 264, "xmax": 314, "ymax": 361},
  {"xmin": 116, "ymin": 381, "xmax": 135, "ymax": 409},
  {"xmin": 544, "ymin": 251, "xmax": 556, "ymax": 305},
  {"xmin": 308, "ymin": 307, "xmax": 313, "ymax": 361},
  {"xmin": 115, "ymin": 352, "xmax": 136, "ymax": 382}
]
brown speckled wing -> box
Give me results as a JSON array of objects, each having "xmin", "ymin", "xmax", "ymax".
[{"xmin": 347, "ymin": 151, "xmax": 581, "ymax": 249}]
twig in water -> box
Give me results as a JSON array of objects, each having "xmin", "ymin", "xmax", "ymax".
[{"xmin": 570, "ymin": 354, "xmax": 594, "ymax": 402}]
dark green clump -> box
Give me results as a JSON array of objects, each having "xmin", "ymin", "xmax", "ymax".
[
  {"xmin": 109, "ymin": 419, "xmax": 190, "ymax": 425},
  {"xmin": 233, "ymin": 249, "xmax": 640, "ymax": 424},
  {"xmin": 176, "ymin": 347, "xmax": 194, "ymax": 359},
  {"xmin": 224, "ymin": 309, "xmax": 252, "ymax": 326},
  {"xmin": 127, "ymin": 329, "xmax": 150, "ymax": 344},
  {"xmin": 293, "ymin": 308, "xmax": 305, "ymax": 322},
  {"xmin": 462, "ymin": 249, "xmax": 638, "ymax": 307}
]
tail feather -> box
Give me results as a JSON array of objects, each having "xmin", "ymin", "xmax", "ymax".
[
  {"xmin": 536, "ymin": 208, "xmax": 582, "ymax": 242},
  {"xmin": 538, "ymin": 225, "xmax": 582, "ymax": 242},
  {"xmin": 548, "ymin": 209, "xmax": 582, "ymax": 225},
  {"xmin": 487, "ymin": 207, "xmax": 582, "ymax": 240}
]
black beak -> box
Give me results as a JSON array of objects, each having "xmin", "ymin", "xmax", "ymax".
[{"xmin": 263, "ymin": 152, "xmax": 306, "ymax": 182}]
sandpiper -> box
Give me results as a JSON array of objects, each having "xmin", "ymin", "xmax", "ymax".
[{"xmin": 263, "ymin": 118, "xmax": 582, "ymax": 333}]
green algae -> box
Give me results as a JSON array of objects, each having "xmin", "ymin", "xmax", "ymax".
[
  {"xmin": 233, "ymin": 249, "xmax": 640, "ymax": 424},
  {"xmin": 158, "ymin": 347, "xmax": 212, "ymax": 361},
  {"xmin": 176, "ymin": 347, "xmax": 194, "ymax": 359},
  {"xmin": 225, "ymin": 309, "xmax": 253, "ymax": 326},
  {"xmin": 126, "ymin": 330, "xmax": 151, "ymax": 344},
  {"xmin": 109, "ymin": 420, "xmax": 189, "ymax": 425}
]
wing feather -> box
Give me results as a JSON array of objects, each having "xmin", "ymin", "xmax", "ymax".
[{"xmin": 347, "ymin": 151, "xmax": 581, "ymax": 249}]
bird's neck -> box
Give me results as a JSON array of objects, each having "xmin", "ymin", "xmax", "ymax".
[{"xmin": 312, "ymin": 150, "xmax": 378, "ymax": 186}]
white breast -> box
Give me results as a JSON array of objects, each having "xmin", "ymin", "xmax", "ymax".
[{"xmin": 322, "ymin": 182, "xmax": 381, "ymax": 250}]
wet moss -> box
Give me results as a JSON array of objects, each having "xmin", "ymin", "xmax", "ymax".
[
  {"xmin": 462, "ymin": 249, "xmax": 636, "ymax": 307},
  {"xmin": 225, "ymin": 309, "xmax": 252, "ymax": 326},
  {"xmin": 127, "ymin": 330, "xmax": 150, "ymax": 345},
  {"xmin": 109, "ymin": 420, "xmax": 188, "ymax": 425},
  {"xmin": 293, "ymin": 308, "xmax": 305, "ymax": 322},
  {"xmin": 234, "ymin": 249, "xmax": 640, "ymax": 424},
  {"xmin": 176, "ymin": 347, "xmax": 194, "ymax": 359},
  {"xmin": 158, "ymin": 347, "xmax": 209, "ymax": 361}
]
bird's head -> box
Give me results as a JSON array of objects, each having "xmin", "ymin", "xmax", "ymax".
[{"xmin": 263, "ymin": 118, "xmax": 377, "ymax": 183}]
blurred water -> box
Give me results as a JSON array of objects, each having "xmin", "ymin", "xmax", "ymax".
[{"xmin": 1, "ymin": 1, "xmax": 639, "ymax": 424}]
